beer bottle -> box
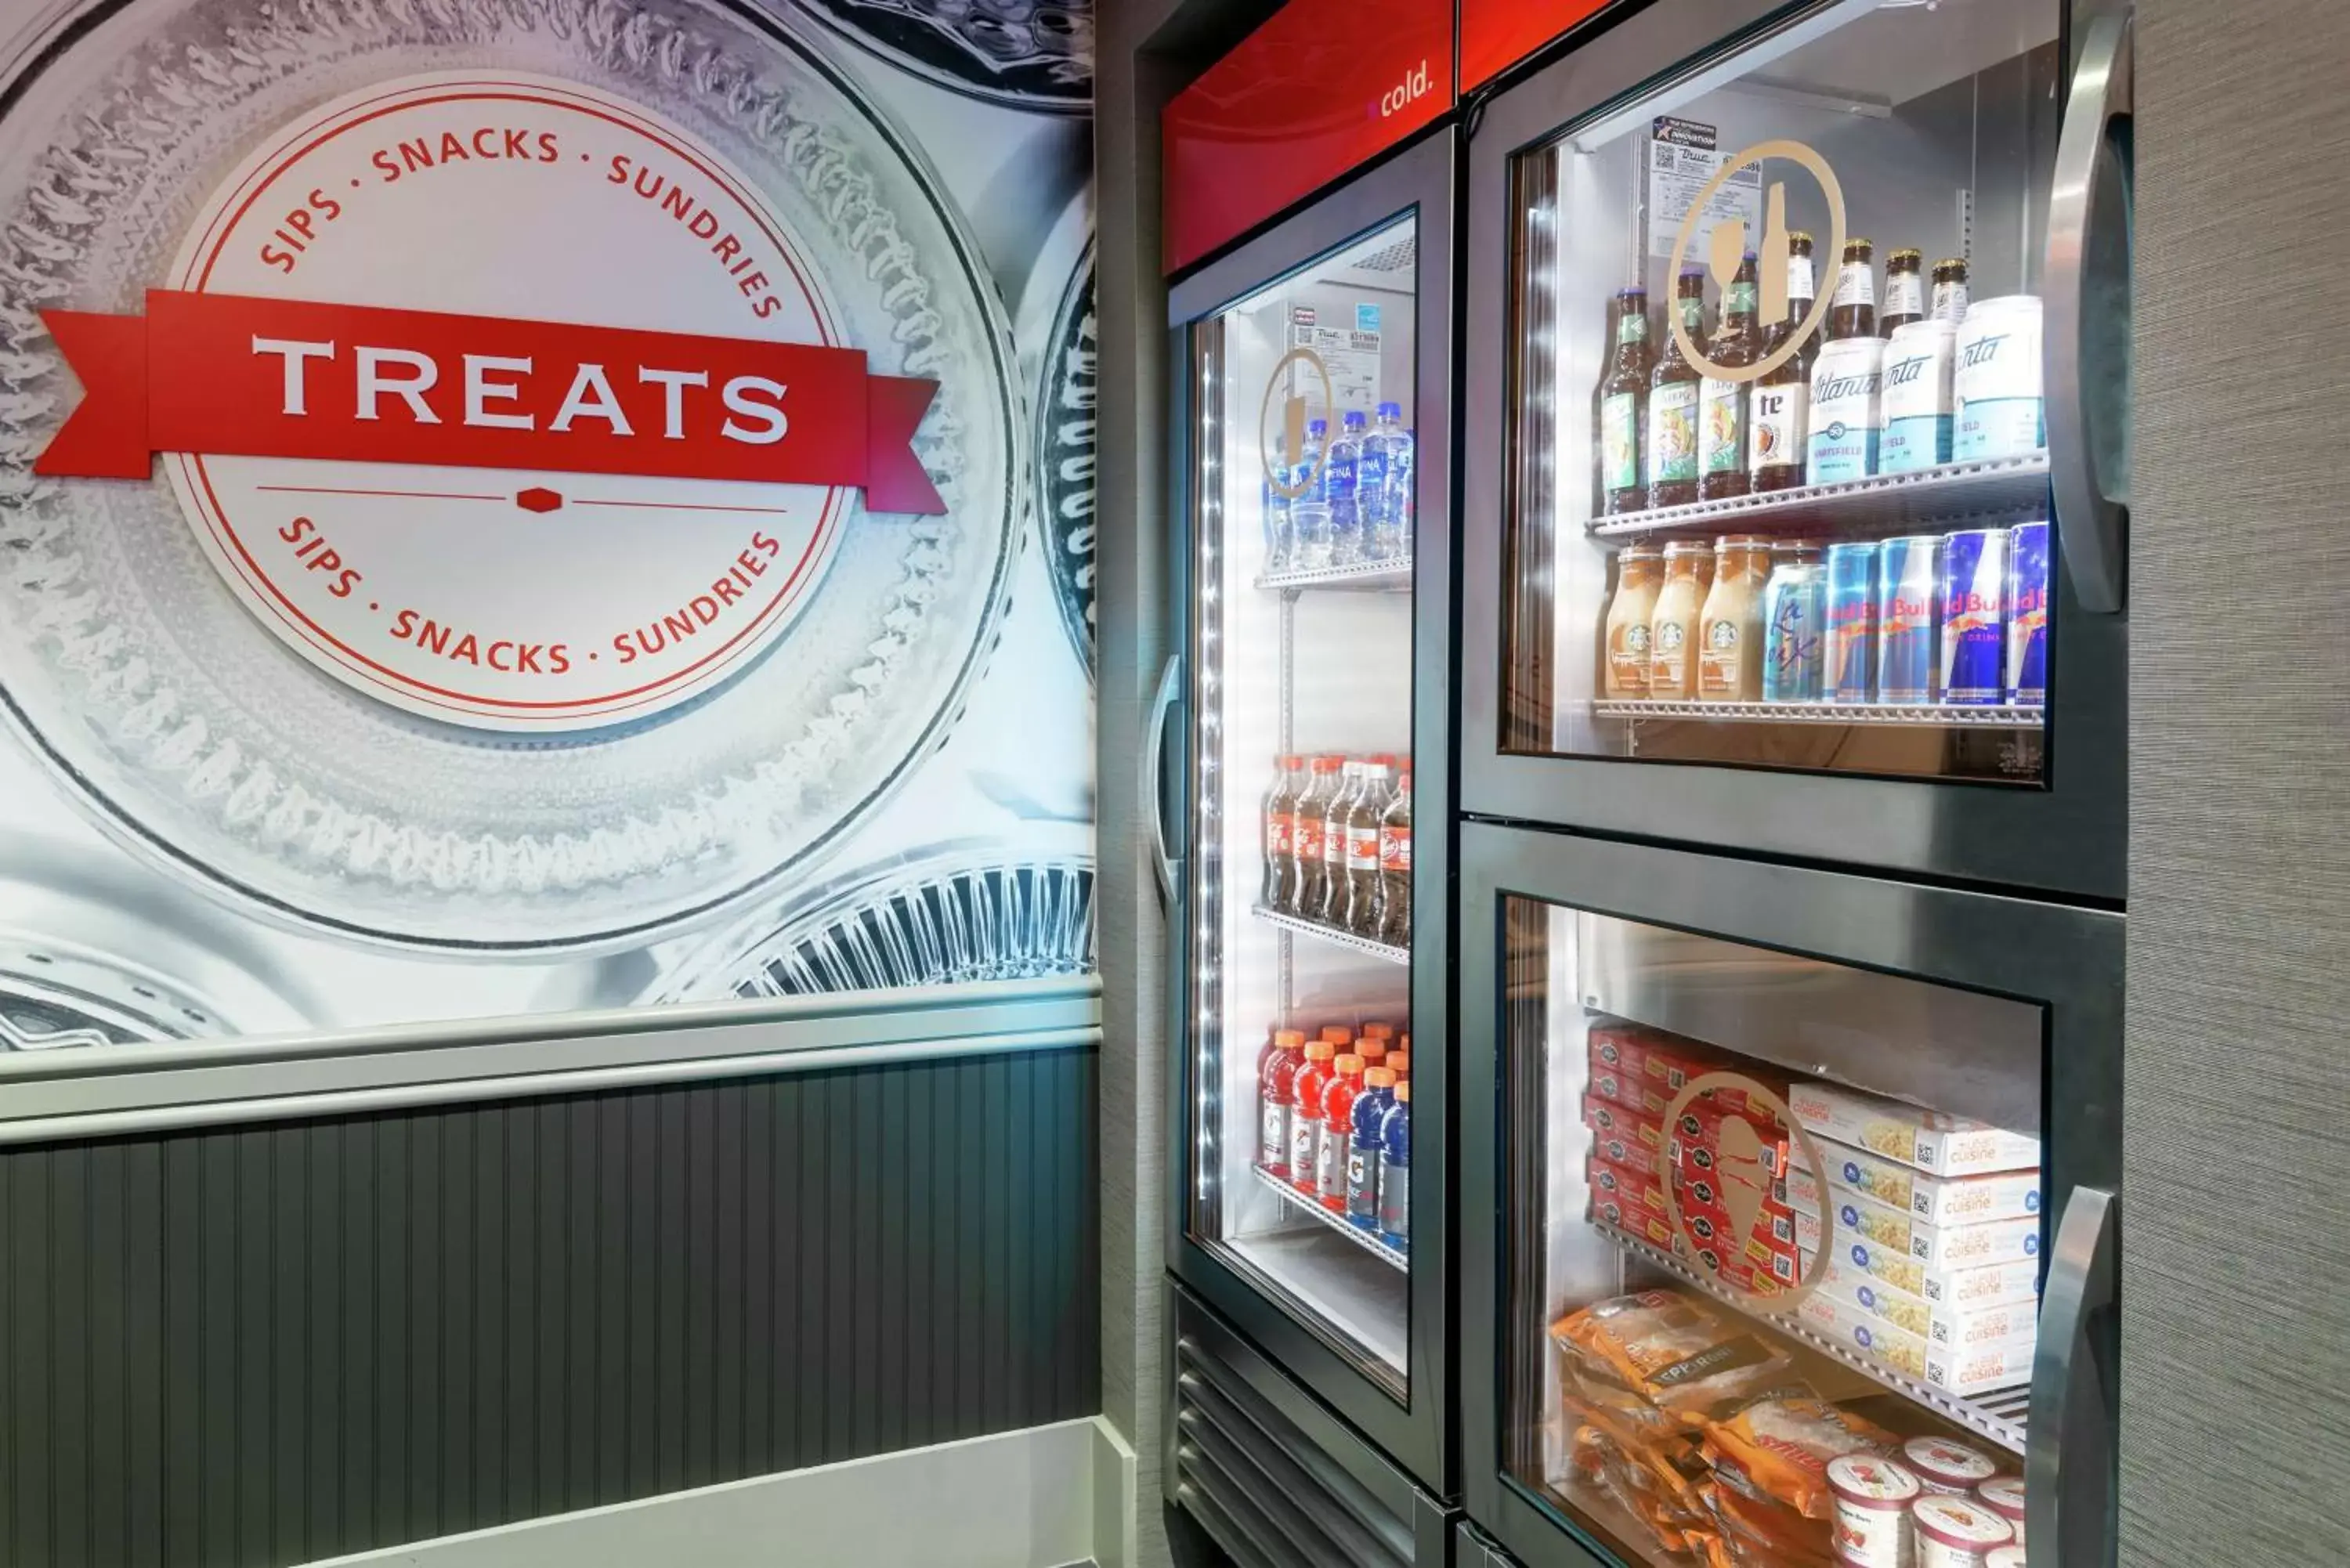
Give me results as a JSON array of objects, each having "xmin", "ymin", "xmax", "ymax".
[
  {"xmin": 1289, "ymin": 756, "xmax": 1342, "ymax": 918},
  {"xmin": 1698, "ymin": 251, "xmax": 1760, "ymax": 501},
  {"xmin": 1931, "ymin": 257, "xmax": 1971, "ymax": 323},
  {"xmin": 1594, "ymin": 287, "xmax": 1652, "ymax": 516},
  {"xmin": 1646, "ymin": 266, "xmax": 1707, "ymax": 509},
  {"xmin": 1828, "ymin": 237, "xmax": 1876, "ymax": 341},
  {"xmin": 1261, "ymin": 755, "xmax": 1304, "ymax": 911},
  {"xmin": 1749, "ymin": 238, "xmax": 1811, "ymax": 493},
  {"xmin": 1882, "ymin": 247, "xmax": 1924, "ymax": 334},
  {"xmin": 1316, "ymin": 761, "xmax": 1362, "ymax": 925},
  {"xmin": 1376, "ymin": 770, "xmax": 1412, "ymax": 946}
]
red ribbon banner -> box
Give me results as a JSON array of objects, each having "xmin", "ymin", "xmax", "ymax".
[{"xmin": 34, "ymin": 291, "xmax": 946, "ymax": 515}]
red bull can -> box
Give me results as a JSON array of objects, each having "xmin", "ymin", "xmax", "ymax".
[
  {"xmin": 1823, "ymin": 542, "xmax": 1879, "ymax": 704},
  {"xmin": 1939, "ymin": 528, "xmax": 2009, "ymax": 705},
  {"xmin": 2005, "ymin": 521, "xmax": 2052, "ymax": 706},
  {"xmin": 1875, "ymin": 534, "xmax": 1941, "ymax": 705}
]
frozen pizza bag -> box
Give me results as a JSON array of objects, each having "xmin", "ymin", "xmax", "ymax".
[
  {"xmin": 1701, "ymin": 1396, "xmax": 1900, "ymax": 1519},
  {"xmin": 1553, "ymin": 1291, "xmax": 1796, "ymax": 1421}
]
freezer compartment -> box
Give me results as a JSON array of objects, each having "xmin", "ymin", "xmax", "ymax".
[
  {"xmin": 1502, "ymin": 0, "xmax": 2070, "ymax": 787},
  {"xmin": 1506, "ymin": 898, "xmax": 2048, "ymax": 1567},
  {"xmin": 1185, "ymin": 216, "xmax": 1422, "ymax": 1383}
]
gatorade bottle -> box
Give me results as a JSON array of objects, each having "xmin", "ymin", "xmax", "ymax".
[
  {"xmin": 1379, "ymin": 1081, "xmax": 1412, "ymax": 1250},
  {"xmin": 1355, "ymin": 1039, "xmax": 1388, "ymax": 1075},
  {"xmin": 1318, "ymin": 1054, "xmax": 1365, "ymax": 1212},
  {"xmin": 1258, "ymin": 1029, "xmax": 1306, "ymax": 1180},
  {"xmin": 1347, "ymin": 1067, "xmax": 1398, "ymax": 1229},
  {"xmin": 1289, "ymin": 1042, "xmax": 1336, "ymax": 1194},
  {"xmin": 1386, "ymin": 1047, "xmax": 1409, "ymax": 1082}
]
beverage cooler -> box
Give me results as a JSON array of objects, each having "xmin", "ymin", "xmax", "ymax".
[
  {"xmin": 1457, "ymin": 826, "xmax": 2120, "ymax": 1568},
  {"xmin": 1155, "ymin": 129, "xmax": 1456, "ymax": 1498},
  {"xmin": 1460, "ymin": 0, "xmax": 2133, "ymax": 900}
]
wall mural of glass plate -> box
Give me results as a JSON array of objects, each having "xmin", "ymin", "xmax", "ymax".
[
  {"xmin": 0, "ymin": 0, "xmax": 1024, "ymax": 957},
  {"xmin": 1036, "ymin": 237, "xmax": 1097, "ymax": 680},
  {"xmin": 798, "ymin": 0, "xmax": 1092, "ymax": 113},
  {"xmin": 652, "ymin": 834, "xmax": 1094, "ymax": 999}
]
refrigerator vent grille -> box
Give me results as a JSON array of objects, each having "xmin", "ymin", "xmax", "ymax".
[{"xmin": 1173, "ymin": 1334, "xmax": 1413, "ymax": 1568}]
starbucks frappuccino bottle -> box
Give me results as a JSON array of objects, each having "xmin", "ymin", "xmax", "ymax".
[
  {"xmin": 1601, "ymin": 544, "xmax": 1664, "ymax": 698},
  {"xmin": 1647, "ymin": 540, "xmax": 1711, "ymax": 700}
]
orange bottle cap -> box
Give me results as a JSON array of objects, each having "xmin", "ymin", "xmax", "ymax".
[
  {"xmin": 1387, "ymin": 1051, "xmax": 1410, "ymax": 1075},
  {"xmin": 1321, "ymin": 1026, "xmax": 1353, "ymax": 1045},
  {"xmin": 1358, "ymin": 1041, "xmax": 1388, "ymax": 1064},
  {"xmin": 1366, "ymin": 1068, "xmax": 1397, "ymax": 1088},
  {"xmin": 1335, "ymin": 1054, "xmax": 1363, "ymax": 1075},
  {"xmin": 1399, "ymin": 1033, "xmax": 1410, "ymax": 1052},
  {"xmin": 1274, "ymin": 1029, "xmax": 1305, "ymax": 1047},
  {"xmin": 1361, "ymin": 1022, "xmax": 1396, "ymax": 1041},
  {"xmin": 1394, "ymin": 1082, "xmax": 1411, "ymax": 1103},
  {"xmin": 1303, "ymin": 1042, "xmax": 1335, "ymax": 1061}
]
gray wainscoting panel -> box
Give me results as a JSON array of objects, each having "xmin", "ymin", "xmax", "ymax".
[
  {"xmin": 0, "ymin": 1047, "xmax": 1099, "ymax": 1568},
  {"xmin": 2129, "ymin": 0, "xmax": 2350, "ymax": 1563}
]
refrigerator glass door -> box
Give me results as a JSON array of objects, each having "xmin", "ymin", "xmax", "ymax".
[
  {"xmin": 1466, "ymin": 0, "xmax": 2131, "ymax": 898},
  {"xmin": 1502, "ymin": 898, "xmax": 2044, "ymax": 1566},
  {"xmin": 1184, "ymin": 215, "xmax": 1422, "ymax": 1389}
]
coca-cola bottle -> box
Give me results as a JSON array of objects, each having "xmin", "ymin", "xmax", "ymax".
[
  {"xmin": 1315, "ymin": 761, "xmax": 1361, "ymax": 925},
  {"xmin": 1344, "ymin": 761, "xmax": 1392, "ymax": 936},
  {"xmin": 1376, "ymin": 770, "xmax": 1412, "ymax": 946},
  {"xmin": 1289, "ymin": 757, "xmax": 1343, "ymax": 918},
  {"xmin": 1260, "ymin": 754, "xmax": 1304, "ymax": 910}
]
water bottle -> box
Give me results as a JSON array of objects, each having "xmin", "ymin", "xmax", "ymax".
[
  {"xmin": 1363, "ymin": 402, "xmax": 1391, "ymax": 562},
  {"xmin": 1262, "ymin": 435, "xmax": 1294, "ymax": 573},
  {"xmin": 1327, "ymin": 410, "xmax": 1365, "ymax": 566},
  {"xmin": 1379, "ymin": 407, "xmax": 1415, "ymax": 563},
  {"xmin": 1289, "ymin": 417, "xmax": 1333, "ymax": 570}
]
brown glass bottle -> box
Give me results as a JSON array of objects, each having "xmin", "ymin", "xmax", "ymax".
[
  {"xmin": 1828, "ymin": 238, "xmax": 1876, "ymax": 341},
  {"xmin": 1698, "ymin": 251, "xmax": 1760, "ymax": 501},
  {"xmin": 1748, "ymin": 234, "xmax": 1812, "ymax": 495},
  {"xmin": 1781, "ymin": 231, "xmax": 1818, "ymax": 376},
  {"xmin": 1645, "ymin": 266, "xmax": 1707, "ymax": 509},
  {"xmin": 1881, "ymin": 247, "xmax": 1924, "ymax": 334},
  {"xmin": 1931, "ymin": 257, "xmax": 1971, "ymax": 323},
  {"xmin": 1595, "ymin": 287, "xmax": 1651, "ymax": 516}
]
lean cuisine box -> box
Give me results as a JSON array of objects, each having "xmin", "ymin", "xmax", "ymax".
[
  {"xmin": 1813, "ymin": 1259, "xmax": 2040, "ymax": 1353},
  {"xmin": 1787, "ymin": 1082, "xmax": 2039, "ymax": 1178},
  {"xmin": 1796, "ymin": 1209, "xmax": 2042, "ymax": 1308},
  {"xmin": 1790, "ymin": 1171, "xmax": 2042, "ymax": 1271},
  {"xmin": 1792, "ymin": 1135, "xmax": 2041, "ymax": 1226},
  {"xmin": 1792, "ymin": 1288, "xmax": 2035, "ymax": 1396}
]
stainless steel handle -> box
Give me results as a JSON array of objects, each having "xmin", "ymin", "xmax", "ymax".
[
  {"xmin": 1144, "ymin": 652, "xmax": 1184, "ymax": 907},
  {"xmin": 2027, "ymin": 1184, "xmax": 2118, "ymax": 1568},
  {"xmin": 2044, "ymin": 9, "xmax": 2133, "ymax": 613}
]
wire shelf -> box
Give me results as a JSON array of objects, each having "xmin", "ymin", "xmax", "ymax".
[
  {"xmin": 1586, "ymin": 453, "xmax": 2051, "ymax": 541},
  {"xmin": 1592, "ymin": 698, "xmax": 2043, "ymax": 727},
  {"xmin": 1594, "ymin": 1216, "xmax": 2031, "ymax": 1454},
  {"xmin": 1256, "ymin": 557, "xmax": 1414, "ymax": 594},
  {"xmin": 1253, "ymin": 1165, "xmax": 1409, "ymax": 1273},
  {"xmin": 1253, "ymin": 905, "xmax": 1411, "ymax": 966}
]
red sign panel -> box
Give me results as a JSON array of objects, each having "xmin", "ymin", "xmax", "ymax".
[
  {"xmin": 1162, "ymin": 0, "xmax": 1452, "ymax": 276},
  {"xmin": 1460, "ymin": 0, "xmax": 1620, "ymax": 92},
  {"xmin": 37, "ymin": 291, "xmax": 943, "ymax": 513}
]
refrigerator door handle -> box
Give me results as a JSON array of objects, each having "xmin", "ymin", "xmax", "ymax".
[
  {"xmin": 2045, "ymin": 5, "xmax": 2133, "ymax": 614},
  {"xmin": 2026, "ymin": 1183, "xmax": 2118, "ymax": 1568},
  {"xmin": 1146, "ymin": 651, "xmax": 1185, "ymax": 907}
]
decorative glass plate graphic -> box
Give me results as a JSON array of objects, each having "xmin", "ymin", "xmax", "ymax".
[
  {"xmin": 1013, "ymin": 187, "xmax": 1097, "ymax": 681},
  {"xmin": 652, "ymin": 835, "xmax": 1094, "ymax": 999},
  {"xmin": 800, "ymin": 0, "xmax": 1092, "ymax": 112},
  {"xmin": 0, "ymin": 0, "xmax": 1023, "ymax": 956}
]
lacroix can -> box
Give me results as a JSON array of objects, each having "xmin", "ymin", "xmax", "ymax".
[
  {"xmin": 1953, "ymin": 295, "xmax": 2044, "ymax": 461},
  {"xmin": 1881, "ymin": 319, "xmax": 1957, "ymax": 473},
  {"xmin": 1761, "ymin": 558, "xmax": 1824, "ymax": 703},
  {"xmin": 1939, "ymin": 529, "xmax": 2008, "ymax": 705},
  {"xmin": 2005, "ymin": 521, "xmax": 2052, "ymax": 706},
  {"xmin": 1807, "ymin": 335, "xmax": 1884, "ymax": 485},
  {"xmin": 1877, "ymin": 534, "xmax": 1942, "ymax": 705},
  {"xmin": 1824, "ymin": 542, "xmax": 1880, "ymax": 703}
]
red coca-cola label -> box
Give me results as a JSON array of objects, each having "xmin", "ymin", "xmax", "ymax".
[
  {"xmin": 1346, "ymin": 825, "xmax": 1379, "ymax": 869},
  {"xmin": 1267, "ymin": 811, "xmax": 1294, "ymax": 856},
  {"xmin": 1294, "ymin": 818, "xmax": 1326, "ymax": 863},
  {"xmin": 1379, "ymin": 824, "xmax": 1412, "ymax": 873}
]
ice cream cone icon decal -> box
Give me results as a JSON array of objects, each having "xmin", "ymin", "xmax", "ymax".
[
  {"xmin": 1716, "ymin": 1115, "xmax": 1770, "ymax": 1246},
  {"xmin": 1658, "ymin": 1071, "xmax": 1829, "ymax": 1307}
]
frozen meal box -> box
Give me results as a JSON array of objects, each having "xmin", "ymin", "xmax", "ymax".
[
  {"xmin": 1589, "ymin": 1150, "xmax": 1800, "ymax": 1272},
  {"xmin": 1587, "ymin": 1025, "xmax": 1788, "ymax": 1120},
  {"xmin": 1792, "ymin": 1136, "xmax": 2042, "ymax": 1227},
  {"xmin": 1788, "ymin": 1082, "xmax": 2039, "ymax": 1177},
  {"xmin": 1791, "ymin": 1288, "xmax": 2036, "ymax": 1396},
  {"xmin": 1792, "ymin": 1177, "xmax": 2043, "ymax": 1271},
  {"xmin": 1817, "ymin": 1259, "xmax": 2041, "ymax": 1353},
  {"xmin": 1797, "ymin": 1210, "xmax": 2043, "ymax": 1308},
  {"xmin": 1585, "ymin": 1093, "xmax": 1792, "ymax": 1194}
]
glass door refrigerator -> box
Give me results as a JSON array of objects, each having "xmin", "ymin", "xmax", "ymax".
[
  {"xmin": 1451, "ymin": 0, "xmax": 2132, "ymax": 1564},
  {"xmin": 1458, "ymin": 826, "xmax": 2120, "ymax": 1568},
  {"xmin": 1461, "ymin": 0, "xmax": 2132, "ymax": 901},
  {"xmin": 1156, "ymin": 129, "xmax": 1455, "ymax": 1519}
]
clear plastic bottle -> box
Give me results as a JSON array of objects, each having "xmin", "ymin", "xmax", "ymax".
[
  {"xmin": 1376, "ymin": 768, "xmax": 1412, "ymax": 945},
  {"xmin": 1262, "ymin": 435, "xmax": 1294, "ymax": 574},
  {"xmin": 1289, "ymin": 417, "xmax": 1334, "ymax": 569},
  {"xmin": 1358, "ymin": 404, "xmax": 1395, "ymax": 560},
  {"xmin": 1260, "ymin": 754, "xmax": 1304, "ymax": 909},
  {"xmin": 1315, "ymin": 761, "xmax": 1362, "ymax": 926},
  {"xmin": 1289, "ymin": 756, "xmax": 1343, "ymax": 918},
  {"xmin": 1327, "ymin": 410, "xmax": 1365, "ymax": 566},
  {"xmin": 1377, "ymin": 406, "xmax": 1415, "ymax": 562}
]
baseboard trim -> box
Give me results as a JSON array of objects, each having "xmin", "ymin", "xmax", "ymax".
[{"xmin": 302, "ymin": 1415, "xmax": 1140, "ymax": 1568}]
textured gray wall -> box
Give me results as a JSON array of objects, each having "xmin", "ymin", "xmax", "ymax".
[
  {"xmin": 0, "ymin": 1049, "xmax": 1097, "ymax": 1568},
  {"xmin": 2127, "ymin": 1, "xmax": 2350, "ymax": 1563}
]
